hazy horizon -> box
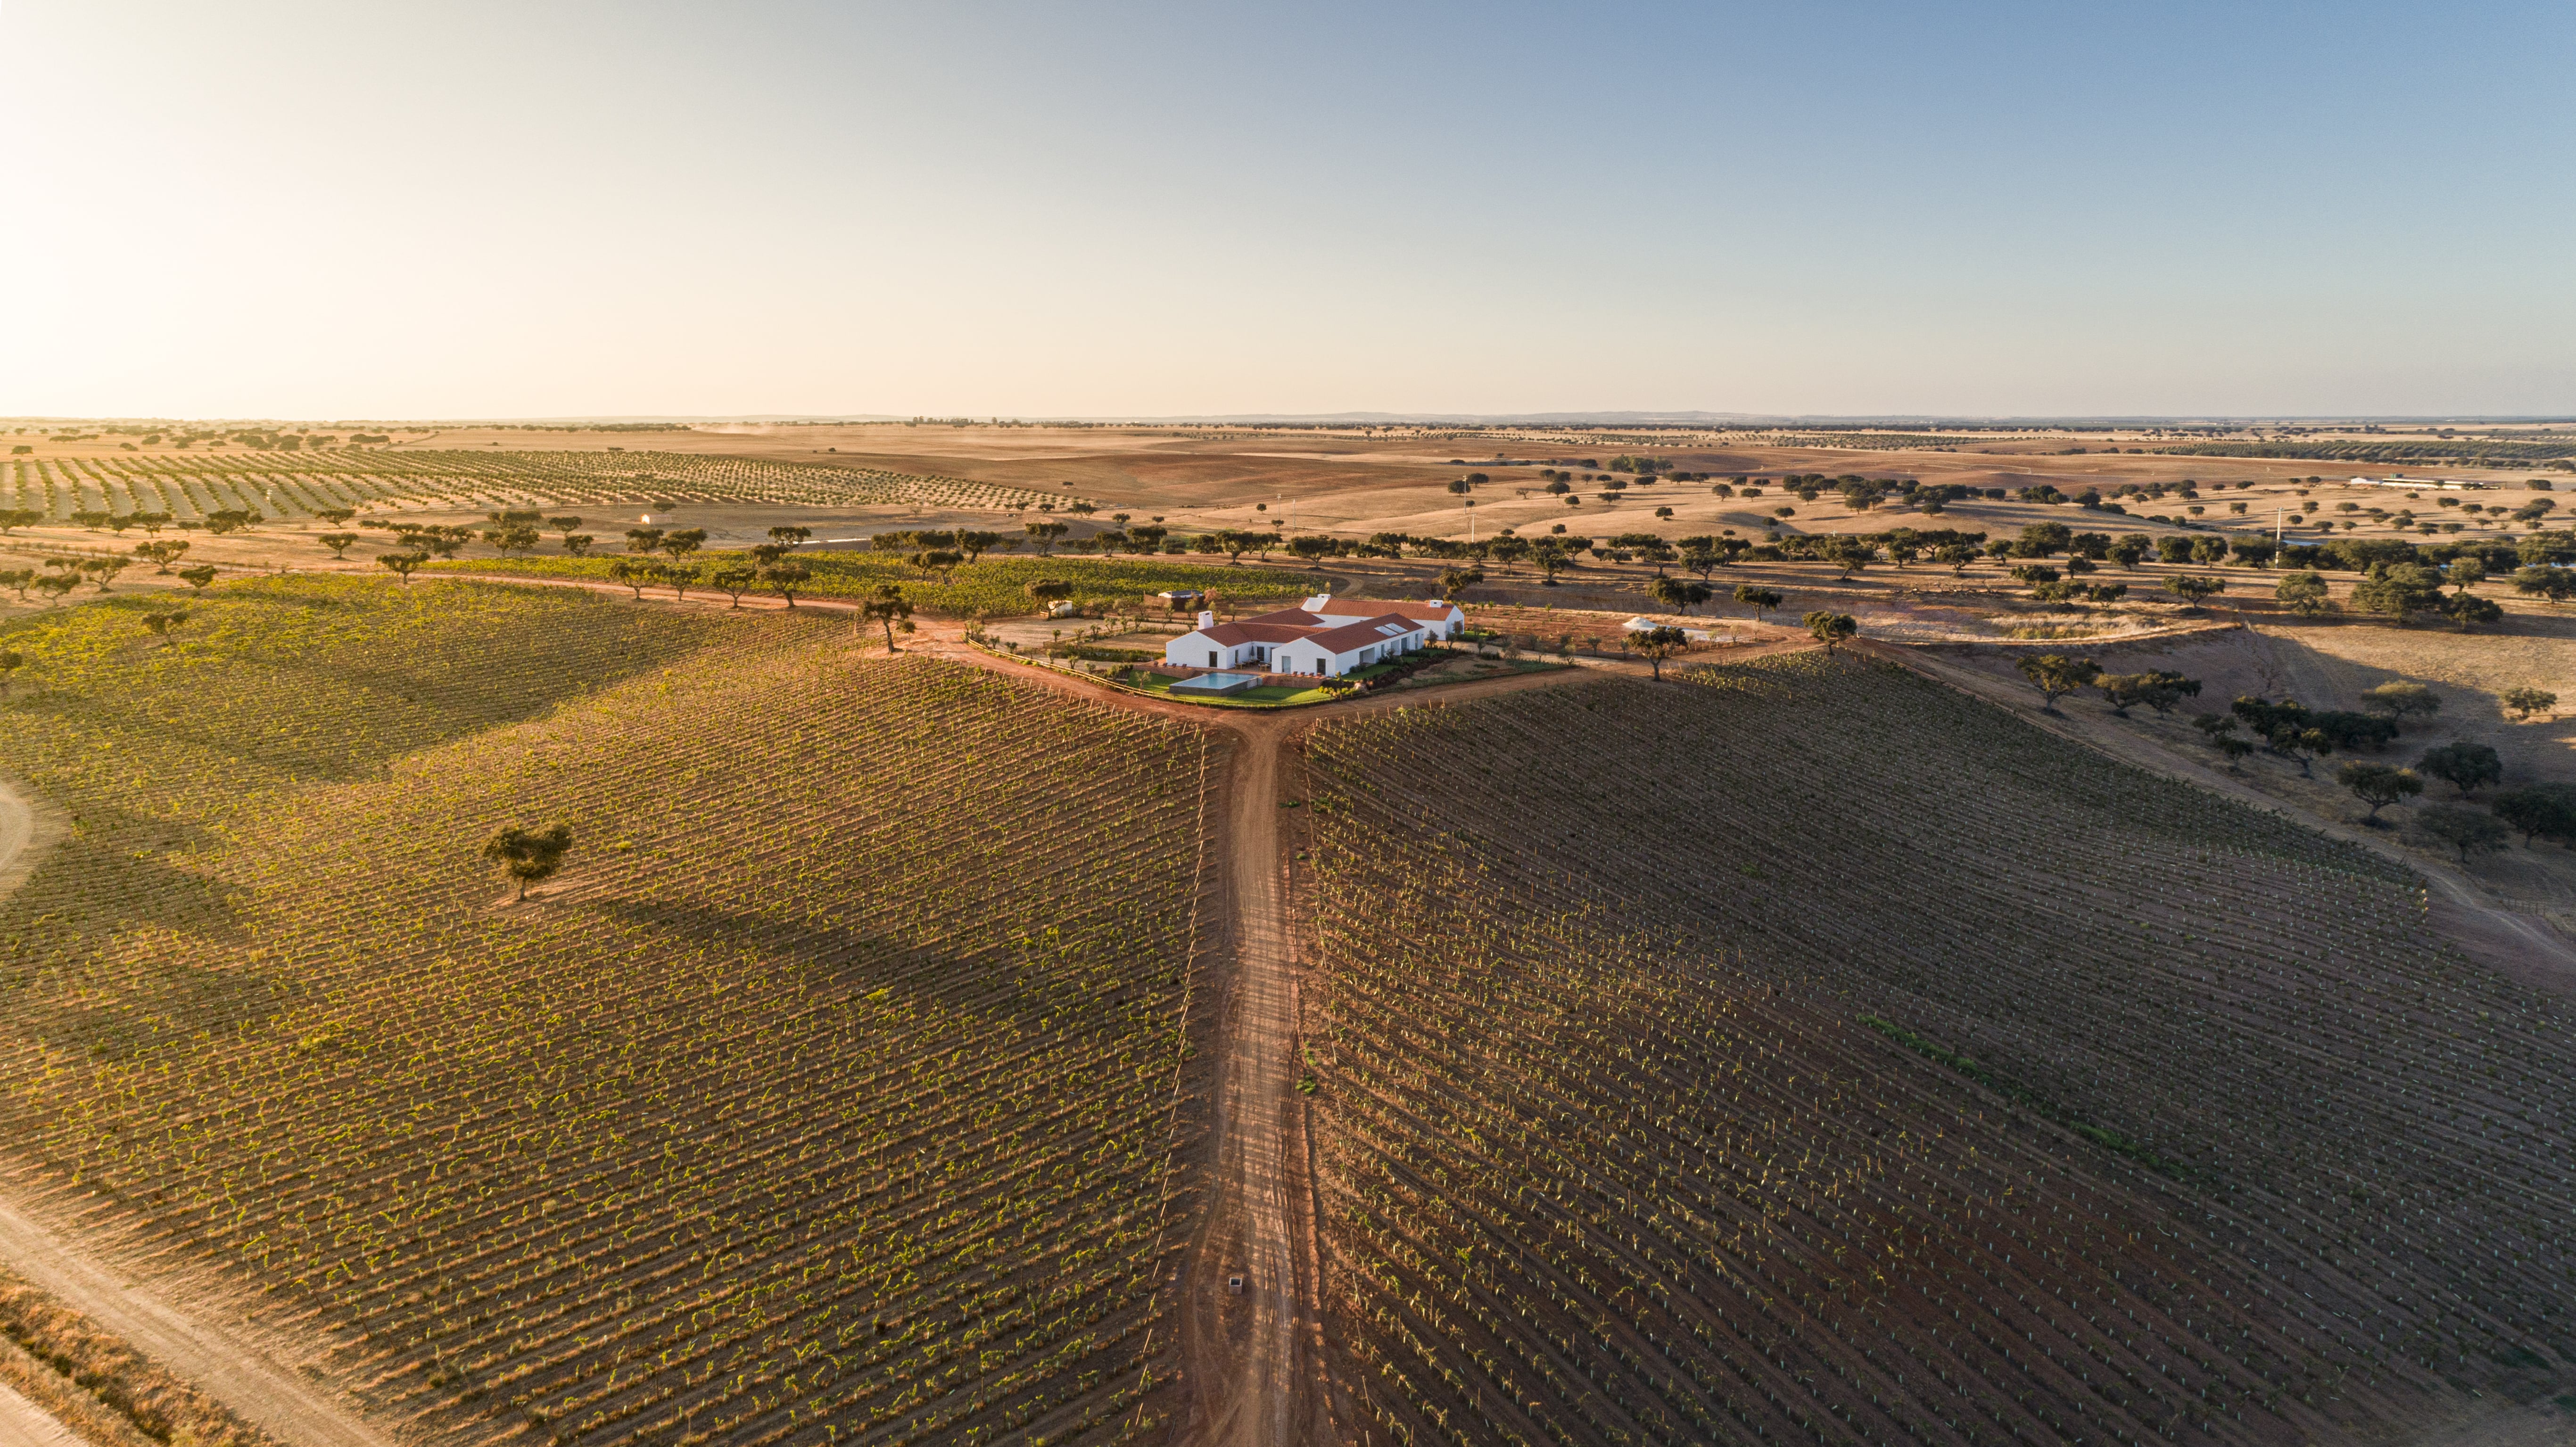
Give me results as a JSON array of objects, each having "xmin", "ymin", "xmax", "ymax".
[{"xmin": 6, "ymin": 1, "xmax": 2570, "ymax": 420}]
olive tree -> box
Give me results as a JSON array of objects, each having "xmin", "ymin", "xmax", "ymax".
[{"xmin": 2502, "ymin": 686, "xmax": 2556, "ymax": 720}]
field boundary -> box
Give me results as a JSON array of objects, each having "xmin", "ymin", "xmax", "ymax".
[{"xmin": 0, "ymin": 1187, "xmax": 393, "ymax": 1447}]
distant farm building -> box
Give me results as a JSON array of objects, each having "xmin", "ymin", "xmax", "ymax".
[{"xmin": 1163, "ymin": 595, "xmax": 1465, "ymax": 678}]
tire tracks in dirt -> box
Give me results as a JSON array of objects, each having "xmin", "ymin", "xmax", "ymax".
[{"xmin": 931, "ymin": 632, "xmax": 1597, "ymax": 1444}]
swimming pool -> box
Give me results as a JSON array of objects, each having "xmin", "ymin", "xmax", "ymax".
[{"xmin": 1171, "ymin": 671, "xmax": 1262, "ymax": 696}]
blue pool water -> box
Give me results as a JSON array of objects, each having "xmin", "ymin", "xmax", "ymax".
[{"xmin": 1172, "ymin": 671, "xmax": 1262, "ymax": 695}]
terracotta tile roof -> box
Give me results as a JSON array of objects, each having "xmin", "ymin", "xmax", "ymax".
[
  {"xmin": 1300, "ymin": 614, "xmax": 1428, "ymax": 652},
  {"xmin": 1239, "ymin": 608, "xmax": 1327, "ymax": 627},
  {"xmin": 1197, "ymin": 621, "xmax": 1317, "ymax": 645}
]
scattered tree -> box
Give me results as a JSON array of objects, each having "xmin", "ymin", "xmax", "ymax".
[
  {"xmin": 768, "ymin": 525, "xmax": 813, "ymax": 547},
  {"xmin": 760, "ymin": 559, "xmax": 811, "ymax": 608},
  {"xmin": 2416, "ymin": 740, "xmax": 2502, "ymax": 797},
  {"xmin": 1439, "ymin": 566, "xmax": 1485, "ymax": 598},
  {"xmin": 140, "ymin": 607, "xmax": 191, "ymax": 648},
  {"xmin": 708, "ymin": 563, "xmax": 758, "ymax": 608},
  {"xmin": 2097, "ymin": 670, "xmax": 2200, "ymax": 716},
  {"xmin": 2351, "ymin": 562, "xmax": 2446, "ymax": 622},
  {"xmin": 375, "ymin": 551, "xmax": 428, "ymax": 587},
  {"xmin": 316, "ymin": 532, "xmax": 360, "ymax": 559},
  {"xmin": 2167, "ymin": 575, "xmax": 2227, "ymax": 609},
  {"xmin": 2274, "ymin": 571, "xmax": 2335, "ymax": 617},
  {"xmin": 1734, "ymin": 585, "xmax": 1782, "ymax": 621},
  {"xmin": 2017, "ymin": 654, "xmax": 2101, "ymax": 713},
  {"xmin": 2358, "ymin": 682, "xmax": 2441, "ymax": 729},
  {"xmin": 606, "ymin": 555, "xmax": 659, "ymax": 600},
  {"xmin": 2502, "ymin": 686, "xmax": 2557, "ymax": 720},
  {"xmin": 2490, "ymin": 783, "xmax": 2576, "ymax": 847},
  {"xmin": 861, "ymin": 584, "xmax": 915, "ymax": 651},
  {"xmin": 1803, "ymin": 611, "xmax": 1858, "ymax": 654},
  {"xmin": 2337, "ymin": 761, "xmax": 2422, "ymax": 822},
  {"xmin": 562, "ymin": 533, "xmax": 595, "ymax": 557},
  {"xmin": 483, "ymin": 822, "xmax": 575, "ymax": 902},
  {"xmin": 2409, "ymin": 804, "xmax": 2508, "ymax": 865},
  {"xmin": 625, "ymin": 527, "xmax": 666, "ymax": 554},
  {"xmin": 1629, "ymin": 625, "xmax": 1690, "ymax": 681},
  {"xmin": 177, "ymin": 565, "xmax": 218, "ymax": 592}
]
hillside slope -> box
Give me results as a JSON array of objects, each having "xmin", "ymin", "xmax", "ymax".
[{"xmin": 1298, "ymin": 655, "xmax": 2570, "ymax": 1446}]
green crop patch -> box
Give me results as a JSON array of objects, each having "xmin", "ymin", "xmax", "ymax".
[{"xmin": 431, "ymin": 552, "xmax": 1306, "ymax": 617}]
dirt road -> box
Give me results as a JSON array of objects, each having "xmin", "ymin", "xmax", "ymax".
[
  {"xmin": 928, "ymin": 629, "xmax": 1595, "ymax": 1444},
  {"xmin": 0, "ymin": 1193, "xmax": 393, "ymax": 1447},
  {"xmin": 0, "ymin": 1384, "xmax": 77, "ymax": 1447}
]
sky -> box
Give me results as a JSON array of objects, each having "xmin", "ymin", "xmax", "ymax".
[{"xmin": 3, "ymin": 0, "xmax": 2570, "ymax": 420}]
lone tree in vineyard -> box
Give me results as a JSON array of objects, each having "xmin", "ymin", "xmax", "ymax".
[
  {"xmin": 861, "ymin": 584, "xmax": 915, "ymax": 651},
  {"xmin": 1629, "ymin": 625, "xmax": 1690, "ymax": 681},
  {"xmin": 2339, "ymin": 761, "xmax": 2423, "ymax": 822},
  {"xmin": 375, "ymin": 551, "xmax": 428, "ymax": 588},
  {"xmin": 140, "ymin": 608, "xmax": 190, "ymax": 649},
  {"xmin": 483, "ymin": 823, "xmax": 574, "ymax": 902},
  {"xmin": 2016, "ymin": 654, "xmax": 2100, "ymax": 714},
  {"xmin": 177, "ymin": 565, "xmax": 218, "ymax": 592}
]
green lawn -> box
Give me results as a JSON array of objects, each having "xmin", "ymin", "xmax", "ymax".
[{"xmin": 1110, "ymin": 670, "xmax": 1340, "ymax": 708}]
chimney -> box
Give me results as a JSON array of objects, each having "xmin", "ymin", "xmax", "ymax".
[{"xmin": 1197, "ymin": 609, "xmax": 1215, "ymax": 629}]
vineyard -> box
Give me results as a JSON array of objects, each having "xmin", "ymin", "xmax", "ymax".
[
  {"xmin": 1297, "ymin": 654, "xmax": 2571, "ymax": 1446},
  {"xmin": 432, "ymin": 553, "xmax": 1311, "ymax": 617},
  {"xmin": 0, "ymin": 577, "xmax": 1214, "ymax": 1446},
  {"xmin": 0, "ymin": 450, "xmax": 1072, "ymax": 522},
  {"xmin": 2156, "ymin": 440, "xmax": 2576, "ymax": 466}
]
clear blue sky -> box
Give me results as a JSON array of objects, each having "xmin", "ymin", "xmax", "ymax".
[{"xmin": 4, "ymin": 1, "xmax": 2568, "ymax": 419}]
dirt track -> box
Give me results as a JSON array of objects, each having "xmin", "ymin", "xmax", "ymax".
[
  {"xmin": 0, "ymin": 1384, "xmax": 77, "ymax": 1447},
  {"xmin": 0, "ymin": 1190, "xmax": 393, "ymax": 1447},
  {"xmin": 926, "ymin": 627, "xmax": 1595, "ymax": 1444}
]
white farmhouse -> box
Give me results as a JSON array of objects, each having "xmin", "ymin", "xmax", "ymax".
[{"xmin": 1161, "ymin": 594, "xmax": 1465, "ymax": 678}]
